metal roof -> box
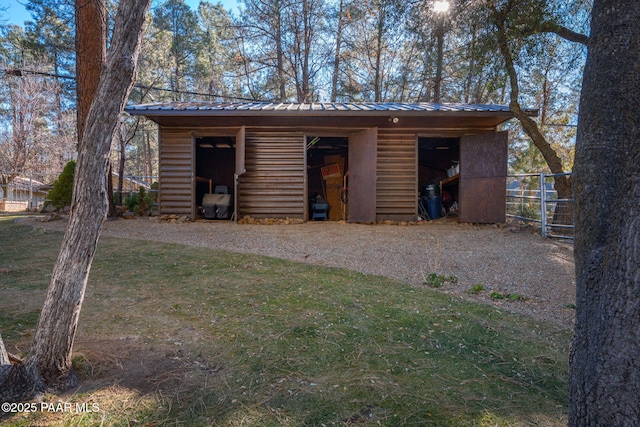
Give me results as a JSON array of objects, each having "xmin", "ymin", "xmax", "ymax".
[{"xmin": 125, "ymin": 101, "xmax": 528, "ymax": 115}]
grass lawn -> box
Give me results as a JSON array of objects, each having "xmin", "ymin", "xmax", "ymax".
[{"xmin": 0, "ymin": 216, "xmax": 570, "ymax": 426}]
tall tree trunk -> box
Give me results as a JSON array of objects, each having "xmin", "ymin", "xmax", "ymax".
[
  {"xmin": 464, "ymin": 24, "xmax": 477, "ymax": 104},
  {"xmin": 275, "ymin": 0, "xmax": 287, "ymax": 101},
  {"xmin": 433, "ymin": 13, "xmax": 445, "ymax": 103},
  {"xmin": 145, "ymin": 126, "xmax": 153, "ymax": 179},
  {"xmin": 570, "ymin": 1, "xmax": 640, "ymax": 424},
  {"xmin": 330, "ymin": 0, "xmax": 345, "ymax": 102},
  {"xmin": 75, "ymin": 0, "xmax": 106, "ymax": 144},
  {"xmin": 0, "ymin": 0, "xmax": 151, "ymax": 399},
  {"xmin": 301, "ymin": 0, "xmax": 312, "ymax": 102},
  {"xmin": 117, "ymin": 120, "xmax": 127, "ymax": 206},
  {"xmin": 373, "ymin": 5, "xmax": 385, "ymax": 102}
]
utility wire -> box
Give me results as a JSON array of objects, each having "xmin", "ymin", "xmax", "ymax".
[{"xmin": 3, "ymin": 68, "xmax": 264, "ymax": 102}]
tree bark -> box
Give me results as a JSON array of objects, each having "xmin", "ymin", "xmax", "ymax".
[
  {"xmin": 0, "ymin": 335, "xmax": 9, "ymax": 366},
  {"xmin": 75, "ymin": 0, "xmax": 106, "ymax": 143},
  {"xmin": 117, "ymin": 122, "xmax": 126, "ymax": 206},
  {"xmin": 275, "ymin": 0, "xmax": 287, "ymax": 101},
  {"xmin": 433, "ymin": 12, "xmax": 446, "ymax": 103},
  {"xmin": 373, "ymin": 4, "xmax": 385, "ymax": 102},
  {"xmin": 570, "ymin": 1, "xmax": 640, "ymax": 424},
  {"xmin": 330, "ymin": 0, "xmax": 345, "ymax": 102},
  {"xmin": 0, "ymin": 0, "xmax": 150, "ymax": 398}
]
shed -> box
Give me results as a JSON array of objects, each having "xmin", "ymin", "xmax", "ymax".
[{"xmin": 125, "ymin": 101, "xmax": 532, "ymax": 223}]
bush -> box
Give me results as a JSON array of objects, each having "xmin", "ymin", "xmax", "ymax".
[
  {"xmin": 123, "ymin": 186, "xmax": 154, "ymax": 216},
  {"xmin": 135, "ymin": 187, "xmax": 149, "ymax": 216},
  {"xmin": 124, "ymin": 192, "xmax": 139, "ymax": 212},
  {"xmin": 47, "ymin": 161, "xmax": 76, "ymax": 209}
]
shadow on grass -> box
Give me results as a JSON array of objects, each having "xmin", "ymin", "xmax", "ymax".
[{"xmin": 0, "ymin": 217, "xmax": 570, "ymax": 426}]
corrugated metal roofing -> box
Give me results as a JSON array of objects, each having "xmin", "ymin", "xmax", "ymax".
[{"xmin": 125, "ymin": 101, "xmax": 525, "ymax": 114}]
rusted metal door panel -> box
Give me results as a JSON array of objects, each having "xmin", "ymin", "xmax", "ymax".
[
  {"xmin": 238, "ymin": 132, "xmax": 305, "ymax": 219},
  {"xmin": 234, "ymin": 126, "xmax": 246, "ymax": 221},
  {"xmin": 459, "ymin": 131, "xmax": 508, "ymax": 223},
  {"xmin": 235, "ymin": 126, "xmax": 246, "ymax": 176},
  {"xmin": 460, "ymin": 132, "xmax": 508, "ymax": 178},
  {"xmin": 158, "ymin": 129, "xmax": 194, "ymax": 218},
  {"xmin": 376, "ymin": 130, "xmax": 417, "ymax": 221},
  {"xmin": 348, "ymin": 128, "xmax": 377, "ymax": 223},
  {"xmin": 459, "ymin": 177, "xmax": 507, "ymax": 223}
]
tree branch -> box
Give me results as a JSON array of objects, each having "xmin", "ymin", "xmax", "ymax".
[
  {"xmin": 490, "ymin": 3, "xmax": 573, "ymax": 197},
  {"xmin": 540, "ymin": 21, "xmax": 589, "ymax": 46}
]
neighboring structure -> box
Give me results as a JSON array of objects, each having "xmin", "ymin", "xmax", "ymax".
[
  {"xmin": 0, "ymin": 176, "xmax": 51, "ymax": 212},
  {"xmin": 125, "ymin": 102, "xmax": 534, "ymax": 223},
  {"xmin": 111, "ymin": 173, "xmax": 153, "ymax": 195},
  {"xmin": 0, "ymin": 173, "xmax": 154, "ymax": 213}
]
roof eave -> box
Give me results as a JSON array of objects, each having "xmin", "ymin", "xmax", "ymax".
[{"xmin": 125, "ymin": 108, "xmax": 536, "ymax": 118}]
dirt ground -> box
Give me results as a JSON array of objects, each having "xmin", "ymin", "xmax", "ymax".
[{"xmin": 23, "ymin": 215, "xmax": 576, "ymax": 329}]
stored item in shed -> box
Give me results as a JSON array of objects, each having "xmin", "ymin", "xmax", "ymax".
[{"xmin": 202, "ymin": 186, "xmax": 231, "ymax": 219}]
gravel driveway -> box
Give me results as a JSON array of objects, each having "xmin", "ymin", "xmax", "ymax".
[{"xmin": 25, "ymin": 216, "xmax": 576, "ymax": 329}]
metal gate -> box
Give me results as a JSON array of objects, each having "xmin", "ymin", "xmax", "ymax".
[{"xmin": 507, "ymin": 172, "xmax": 573, "ymax": 240}]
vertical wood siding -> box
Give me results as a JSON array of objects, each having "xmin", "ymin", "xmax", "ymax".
[
  {"xmin": 158, "ymin": 129, "xmax": 193, "ymax": 216},
  {"xmin": 238, "ymin": 132, "xmax": 305, "ymax": 218},
  {"xmin": 376, "ymin": 130, "xmax": 417, "ymax": 221}
]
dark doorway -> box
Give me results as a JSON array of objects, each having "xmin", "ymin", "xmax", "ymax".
[
  {"xmin": 418, "ymin": 137, "xmax": 460, "ymax": 218},
  {"xmin": 195, "ymin": 136, "xmax": 235, "ymax": 218},
  {"xmin": 306, "ymin": 136, "xmax": 348, "ymax": 221}
]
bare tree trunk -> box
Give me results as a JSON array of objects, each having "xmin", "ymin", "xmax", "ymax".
[
  {"xmin": 570, "ymin": 1, "xmax": 640, "ymax": 424},
  {"xmin": 0, "ymin": 0, "xmax": 151, "ymax": 399},
  {"xmin": 117, "ymin": 120, "xmax": 127, "ymax": 206},
  {"xmin": 75, "ymin": 0, "xmax": 106, "ymax": 144},
  {"xmin": 433, "ymin": 14, "xmax": 445, "ymax": 103},
  {"xmin": 330, "ymin": 0, "xmax": 345, "ymax": 102},
  {"xmin": 145, "ymin": 126, "xmax": 153, "ymax": 179},
  {"xmin": 373, "ymin": 5, "xmax": 385, "ymax": 102},
  {"xmin": 108, "ymin": 163, "xmax": 117, "ymax": 217},
  {"xmin": 300, "ymin": 0, "xmax": 312, "ymax": 102},
  {"xmin": 275, "ymin": 0, "xmax": 287, "ymax": 101},
  {"xmin": 464, "ymin": 23, "xmax": 477, "ymax": 104}
]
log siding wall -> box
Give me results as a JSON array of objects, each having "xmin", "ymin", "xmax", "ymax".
[
  {"xmin": 158, "ymin": 129, "xmax": 194, "ymax": 217},
  {"xmin": 155, "ymin": 126, "xmax": 504, "ymax": 224}
]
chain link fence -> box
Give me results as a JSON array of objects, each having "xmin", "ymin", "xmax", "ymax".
[{"xmin": 507, "ymin": 172, "xmax": 574, "ymax": 240}]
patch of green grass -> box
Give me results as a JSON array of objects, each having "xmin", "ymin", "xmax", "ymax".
[
  {"xmin": 0, "ymin": 217, "xmax": 570, "ymax": 426},
  {"xmin": 0, "ymin": 311, "xmax": 40, "ymax": 341},
  {"xmin": 490, "ymin": 291, "xmax": 529, "ymax": 302},
  {"xmin": 467, "ymin": 283, "xmax": 485, "ymax": 295},
  {"xmin": 424, "ymin": 272, "xmax": 458, "ymax": 288},
  {"xmin": 0, "ymin": 219, "xmax": 60, "ymax": 291}
]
